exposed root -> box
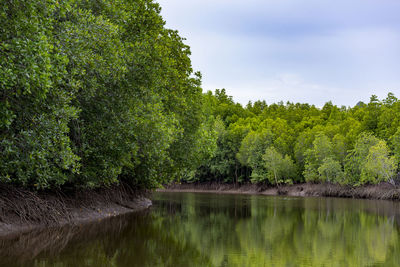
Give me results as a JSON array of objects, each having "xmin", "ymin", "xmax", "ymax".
[
  {"xmin": 162, "ymin": 182, "xmax": 400, "ymax": 201},
  {"xmin": 0, "ymin": 182, "xmax": 149, "ymax": 230},
  {"xmin": 0, "ymin": 184, "xmax": 71, "ymax": 226}
]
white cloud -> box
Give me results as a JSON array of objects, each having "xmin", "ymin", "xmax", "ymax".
[{"xmin": 157, "ymin": 0, "xmax": 400, "ymax": 106}]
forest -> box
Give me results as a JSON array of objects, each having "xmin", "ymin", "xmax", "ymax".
[
  {"xmin": 0, "ymin": 0, "xmax": 211, "ymax": 190},
  {"xmin": 1, "ymin": 0, "xmax": 400, "ymax": 192},
  {"xmin": 192, "ymin": 90, "xmax": 400, "ymax": 186}
]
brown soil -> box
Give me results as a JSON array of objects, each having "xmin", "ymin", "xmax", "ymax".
[
  {"xmin": 0, "ymin": 183, "xmax": 152, "ymax": 238},
  {"xmin": 159, "ymin": 182, "xmax": 400, "ymax": 201}
]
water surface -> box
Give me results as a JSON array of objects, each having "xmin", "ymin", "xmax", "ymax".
[{"xmin": 1, "ymin": 192, "xmax": 400, "ymax": 266}]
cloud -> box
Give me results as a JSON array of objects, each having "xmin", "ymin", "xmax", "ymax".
[{"xmin": 157, "ymin": 0, "xmax": 400, "ymax": 106}]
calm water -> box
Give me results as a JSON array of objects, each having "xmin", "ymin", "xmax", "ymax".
[{"xmin": 1, "ymin": 192, "xmax": 400, "ymax": 266}]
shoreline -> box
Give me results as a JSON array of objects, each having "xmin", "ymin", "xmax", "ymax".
[
  {"xmin": 0, "ymin": 184, "xmax": 152, "ymax": 238},
  {"xmin": 4, "ymin": 181, "xmax": 400, "ymax": 238},
  {"xmin": 158, "ymin": 182, "xmax": 400, "ymax": 201}
]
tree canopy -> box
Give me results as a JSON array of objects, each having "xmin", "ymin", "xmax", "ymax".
[
  {"xmin": 1, "ymin": 0, "xmax": 399, "ymax": 190},
  {"xmin": 0, "ymin": 0, "xmax": 209, "ymax": 189},
  {"xmin": 192, "ymin": 91, "xmax": 400, "ymax": 186}
]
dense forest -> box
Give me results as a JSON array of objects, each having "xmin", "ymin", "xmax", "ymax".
[
  {"xmin": 0, "ymin": 0, "xmax": 210, "ymax": 190},
  {"xmin": 1, "ymin": 0, "xmax": 400, "ymax": 191},
  {"xmin": 192, "ymin": 90, "xmax": 400, "ymax": 187}
]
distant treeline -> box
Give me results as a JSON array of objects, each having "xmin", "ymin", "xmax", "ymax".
[
  {"xmin": 1, "ymin": 1, "xmax": 399, "ymax": 191},
  {"xmin": 0, "ymin": 0, "xmax": 210, "ymax": 190},
  {"xmin": 191, "ymin": 90, "xmax": 400, "ymax": 186}
]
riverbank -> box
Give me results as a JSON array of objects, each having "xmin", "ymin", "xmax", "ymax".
[
  {"xmin": 159, "ymin": 182, "xmax": 400, "ymax": 201},
  {"xmin": 0, "ymin": 183, "xmax": 152, "ymax": 238}
]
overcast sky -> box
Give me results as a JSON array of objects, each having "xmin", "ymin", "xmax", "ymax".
[{"xmin": 157, "ymin": 0, "xmax": 400, "ymax": 107}]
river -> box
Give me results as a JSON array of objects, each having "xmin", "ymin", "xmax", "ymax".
[{"xmin": 1, "ymin": 192, "xmax": 400, "ymax": 266}]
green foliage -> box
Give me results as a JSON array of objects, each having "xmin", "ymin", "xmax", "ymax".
[
  {"xmin": 303, "ymin": 134, "xmax": 334, "ymax": 182},
  {"xmin": 360, "ymin": 141, "xmax": 396, "ymax": 184},
  {"xmin": 191, "ymin": 91, "xmax": 400, "ymax": 186},
  {"xmin": 318, "ymin": 157, "xmax": 344, "ymax": 183},
  {"xmin": 1, "ymin": 1, "xmax": 399, "ymax": 189},
  {"xmin": 262, "ymin": 147, "xmax": 297, "ymax": 184},
  {"xmin": 0, "ymin": 0, "xmax": 80, "ymax": 189},
  {"xmin": 344, "ymin": 133, "xmax": 380, "ymax": 184},
  {"xmin": 0, "ymin": 0, "xmax": 210, "ymax": 190},
  {"xmin": 237, "ymin": 129, "xmax": 273, "ymax": 181},
  {"xmin": 389, "ymin": 127, "xmax": 400, "ymax": 165}
]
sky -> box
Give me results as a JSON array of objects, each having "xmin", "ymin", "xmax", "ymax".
[{"xmin": 157, "ymin": 0, "xmax": 400, "ymax": 107}]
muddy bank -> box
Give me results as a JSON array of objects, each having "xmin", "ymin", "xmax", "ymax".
[
  {"xmin": 159, "ymin": 182, "xmax": 400, "ymax": 201},
  {"xmin": 0, "ymin": 183, "xmax": 152, "ymax": 238}
]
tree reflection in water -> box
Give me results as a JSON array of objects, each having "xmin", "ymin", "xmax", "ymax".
[{"xmin": 1, "ymin": 193, "xmax": 400, "ymax": 267}]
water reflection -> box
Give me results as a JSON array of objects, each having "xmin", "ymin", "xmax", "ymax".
[{"xmin": 1, "ymin": 193, "xmax": 400, "ymax": 266}]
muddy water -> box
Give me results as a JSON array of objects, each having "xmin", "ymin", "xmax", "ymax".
[{"xmin": 1, "ymin": 192, "xmax": 400, "ymax": 266}]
